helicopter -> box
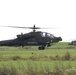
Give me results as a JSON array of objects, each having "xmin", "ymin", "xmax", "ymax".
[
  {"xmin": 0, "ymin": 25, "xmax": 62, "ymax": 50},
  {"xmin": 68, "ymin": 40, "xmax": 76, "ymax": 46}
]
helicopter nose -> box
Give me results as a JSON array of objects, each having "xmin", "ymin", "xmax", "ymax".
[
  {"xmin": 58, "ymin": 37, "xmax": 62, "ymax": 41},
  {"xmin": 54, "ymin": 37, "xmax": 62, "ymax": 42},
  {"xmin": 57, "ymin": 37, "xmax": 62, "ymax": 41}
]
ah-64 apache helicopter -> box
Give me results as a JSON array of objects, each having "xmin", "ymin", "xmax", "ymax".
[{"xmin": 0, "ymin": 25, "xmax": 62, "ymax": 50}]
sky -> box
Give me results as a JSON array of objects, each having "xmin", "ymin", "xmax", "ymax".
[{"xmin": 0, "ymin": 0, "xmax": 76, "ymax": 42}]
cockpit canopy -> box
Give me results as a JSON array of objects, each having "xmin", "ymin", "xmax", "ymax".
[{"xmin": 41, "ymin": 32, "xmax": 54, "ymax": 38}]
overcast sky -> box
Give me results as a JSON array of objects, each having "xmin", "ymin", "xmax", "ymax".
[{"xmin": 0, "ymin": 0, "xmax": 76, "ymax": 42}]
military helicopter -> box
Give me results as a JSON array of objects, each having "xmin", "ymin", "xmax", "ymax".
[
  {"xmin": 68, "ymin": 40, "xmax": 76, "ymax": 46},
  {"xmin": 0, "ymin": 25, "xmax": 62, "ymax": 50}
]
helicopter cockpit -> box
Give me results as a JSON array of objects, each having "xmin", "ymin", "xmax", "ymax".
[
  {"xmin": 41, "ymin": 32, "xmax": 46, "ymax": 37},
  {"xmin": 41, "ymin": 32, "xmax": 54, "ymax": 38},
  {"xmin": 47, "ymin": 33, "xmax": 54, "ymax": 38}
]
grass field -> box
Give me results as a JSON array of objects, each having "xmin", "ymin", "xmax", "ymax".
[{"xmin": 0, "ymin": 42, "xmax": 76, "ymax": 75}]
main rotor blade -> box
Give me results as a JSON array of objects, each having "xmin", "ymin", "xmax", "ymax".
[
  {"xmin": 0, "ymin": 25, "xmax": 40, "ymax": 29},
  {"xmin": 0, "ymin": 25, "xmax": 56, "ymax": 29}
]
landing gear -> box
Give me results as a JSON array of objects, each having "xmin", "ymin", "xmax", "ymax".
[
  {"xmin": 38, "ymin": 45, "xmax": 45, "ymax": 50},
  {"xmin": 47, "ymin": 43, "xmax": 51, "ymax": 47}
]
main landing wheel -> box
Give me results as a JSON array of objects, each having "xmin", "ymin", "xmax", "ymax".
[{"xmin": 38, "ymin": 45, "xmax": 45, "ymax": 50}]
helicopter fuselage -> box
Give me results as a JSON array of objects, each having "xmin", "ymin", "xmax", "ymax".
[{"xmin": 0, "ymin": 31, "xmax": 62, "ymax": 50}]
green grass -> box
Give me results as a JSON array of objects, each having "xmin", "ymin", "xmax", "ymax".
[
  {"xmin": 0, "ymin": 48, "xmax": 76, "ymax": 57},
  {"xmin": 0, "ymin": 42, "xmax": 76, "ymax": 75},
  {"xmin": 0, "ymin": 42, "xmax": 76, "ymax": 60},
  {"xmin": 0, "ymin": 60, "xmax": 76, "ymax": 70},
  {"xmin": 0, "ymin": 60, "xmax": 76, "ymax": 75}
]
